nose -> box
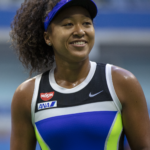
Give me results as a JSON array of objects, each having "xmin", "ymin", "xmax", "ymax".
[{"xmin": 73, "ymin": 24, "xmax": 85, "ymax": 38}]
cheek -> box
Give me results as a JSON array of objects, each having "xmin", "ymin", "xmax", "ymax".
[
  {"xmin": 90, "ymin": 27, "xmax": 95, "ymax": 39},
  {"xmin": 88, "ymin": 28, "xmax": 95, "ymax": 46},
  {"xmin": 52, "ymin": 29, "xmax": 68, "ymax": 47}
]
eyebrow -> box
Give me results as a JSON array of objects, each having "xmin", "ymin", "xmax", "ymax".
[{"xmin": 52, "ymin": 14, "xmax": 92, "ymax": 25}]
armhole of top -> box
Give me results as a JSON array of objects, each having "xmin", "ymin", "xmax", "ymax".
[
  {"xmin": 31, "ymin": 74, "xmax": 42, "ymax": 125},
  {"xmin": 106, "ymin": 64, "xmax": 122, "ymax": 112}
]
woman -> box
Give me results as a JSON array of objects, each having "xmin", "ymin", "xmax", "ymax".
[{"xmin": 10, "ymin": 0, "xmax": 150, "ymax": 150}]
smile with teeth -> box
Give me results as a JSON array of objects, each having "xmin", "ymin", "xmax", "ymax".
[{"xmin": 72, "ymin": 41, "xmax": 86, "ymax": 46}]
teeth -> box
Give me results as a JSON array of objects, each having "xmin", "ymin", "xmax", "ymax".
[{"xmin": 73, "ymin": 41, "xmax": 85, "ymax": 45}]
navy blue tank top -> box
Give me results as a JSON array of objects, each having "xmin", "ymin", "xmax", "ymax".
[{"xmin": 31, "ymin": 61, "xmax": 124, "ymax": 150}]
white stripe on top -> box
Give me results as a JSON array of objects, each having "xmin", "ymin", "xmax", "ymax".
[
  {"xmin": 31, "ymin": 74, "xmax": 42, "ymax": 125},
  {"xmin": 35, "ymin": 101, "xmax": 118, "ymax": 123},
  {"xmin": 106, "ymin": 64, "xmax": 122, "ymax": 112}
]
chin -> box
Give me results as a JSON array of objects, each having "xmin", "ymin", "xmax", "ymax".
[
  {"xmin": 69, "ymin": 54, "xmax": 89, "ymax": 63},
  {"xmin": 71, "ymin": 49, "xmax": 90, "ymax": 59}
]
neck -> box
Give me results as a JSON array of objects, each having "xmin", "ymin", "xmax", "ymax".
[{"xmin": 54, "ymin": 58, "xmax": 91, "ymax": 89}]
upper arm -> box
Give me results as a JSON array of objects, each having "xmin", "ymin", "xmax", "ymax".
[
  {"xmin": 112, "ymin": 66, "xmax": 150, "ymax": 150},
  {"xmin": 11, "ymin": 78, "xmax": 37, "ymax": 150}
]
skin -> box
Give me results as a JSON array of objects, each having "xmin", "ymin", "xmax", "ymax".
[
  {"xmin": 11, "ymin": 6, "xmax": 150, "ymax": 150},
  {"xmin": 11, "ymin": 78, "xmax": 36, "ymax": 150}
]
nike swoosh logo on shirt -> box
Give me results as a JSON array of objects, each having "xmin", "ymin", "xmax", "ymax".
[{"xmin": 89, "ymin": 90, "xmax": 103, "ymax": 98}]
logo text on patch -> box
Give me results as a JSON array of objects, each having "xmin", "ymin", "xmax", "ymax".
[
  {"xmin": 38, "ymin": 101, "xmax": 57, "ymax": 110},
  {"xmin": 40, "ymin": 92, "xmax": 54, "ymax": 101}
]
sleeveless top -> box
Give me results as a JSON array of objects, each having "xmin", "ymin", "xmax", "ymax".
[{"xmin": 31, "ymin": 61, "xmax": 124, "ymax": 150}]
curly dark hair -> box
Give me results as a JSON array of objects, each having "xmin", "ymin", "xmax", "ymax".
[{"xmin": 10, "ymin": 0, "xmax": 61, "ymax": 75}]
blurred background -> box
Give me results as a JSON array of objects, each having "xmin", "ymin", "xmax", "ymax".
[{"xmin": 0, "ymin": 0, "xmax": 150, "ymax": 149}]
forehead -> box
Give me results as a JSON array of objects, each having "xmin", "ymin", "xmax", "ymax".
[{"xmin": 52, "ymin": 6, "xmax": 91, "ymax": 22}]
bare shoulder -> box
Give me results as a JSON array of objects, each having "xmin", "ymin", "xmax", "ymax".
[
  {"xmin": 11, "ymin": 77, "xmax": 36, "ymax": 118},
  {"xmin": 111, "ymin": 65, "xmax": 135, "ymax": 80},
  {"xmin": 15, "ymin": 77, "xmax": 36, "ymax": 95},
  {"xmin": 111, "ymin": 65, "xmax": 137, "ymax": 86},
  {"xmin": 111, "ymin": 65, "xmax": 144, "ymax": 106}
]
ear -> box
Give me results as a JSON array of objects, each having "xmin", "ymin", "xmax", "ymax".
[{"xmin": 44, "ymin": 32, "xmax": 52, "ymax": 46}]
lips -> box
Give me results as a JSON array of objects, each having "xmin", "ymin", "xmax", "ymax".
[{"xmin": 70, "ymin": 40, "xmax": 87, "ymax": 47}]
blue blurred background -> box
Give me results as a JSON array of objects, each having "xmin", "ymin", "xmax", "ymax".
[{"xmin": 0, "ymin": 0, "xmax": 150, "ymax": 149}]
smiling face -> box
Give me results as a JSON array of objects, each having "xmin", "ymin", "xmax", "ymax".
[{"xmin": 44, "ymin": 6, "xmax": 95, "ymax": 63}]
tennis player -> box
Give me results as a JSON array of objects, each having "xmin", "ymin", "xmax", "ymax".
[{"xmin": 10, "ymin": 0, "xmax": 150, "ymax": 150}]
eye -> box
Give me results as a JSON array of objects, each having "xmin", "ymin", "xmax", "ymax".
[
  {"xmin": 83, "ymin": 22, "xmax": 92, "ymax": 26},
  {"xmin": 64, "ymin": 23, "xmax": 73, "ymax": 27}
]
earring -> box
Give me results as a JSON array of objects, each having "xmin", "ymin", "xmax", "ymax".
[{"xmin": 48, "ymin": 43, "xmax": 51, "ymax": 46}]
